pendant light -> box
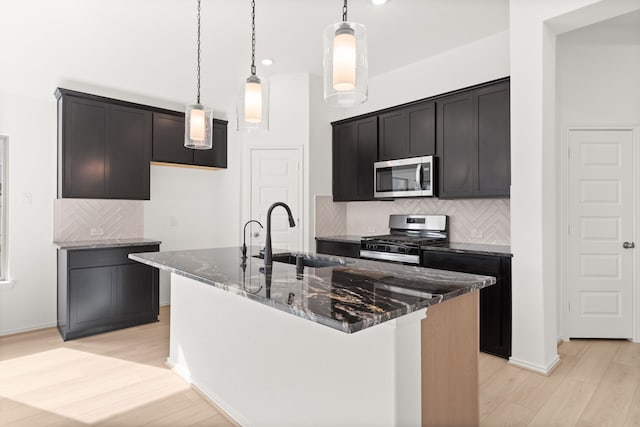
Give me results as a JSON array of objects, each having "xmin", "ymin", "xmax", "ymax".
[
  {"xmin": 185, "ymin": 0, "xmax": 213, "ymax": 149},
  {"xmin": 323, "ymin": 0, "xmax": 368, "ymax": 107},
  {"xmin": 237, "ymin": 0, "xmax": 269, "ymax": 131}
]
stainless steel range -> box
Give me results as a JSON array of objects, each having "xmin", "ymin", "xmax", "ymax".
[{"xmin": 360, "ymin": 214, "xmax": 448, "ymax": 265}]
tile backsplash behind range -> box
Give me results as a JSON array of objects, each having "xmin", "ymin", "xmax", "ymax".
[
  {"xmin": 54, "ymin": 199, "xmax": 144, "ymax": 242},
  {"xmin": 346, "ymin": 198, "xmax": 510, "ymax": 245}
]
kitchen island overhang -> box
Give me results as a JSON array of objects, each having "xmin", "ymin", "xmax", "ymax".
[{"xmin": 130, "ymin": 247, "xmax": 495, "ymax": 426}]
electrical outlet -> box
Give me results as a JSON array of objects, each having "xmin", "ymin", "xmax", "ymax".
[
  {"xmin": 21, "ymin": 193, "xmax": 32, "ymax": 205},
  {"xmin": 470, "ymin": 229, "xmax": 484, "ymax": 239},
  {"xmin": 169, "ymin": 216, "xmax": 178, "ymax": 227},
  {"xmin": 90, "ymin": 227, "xmax": 104, "ymax": 236}
]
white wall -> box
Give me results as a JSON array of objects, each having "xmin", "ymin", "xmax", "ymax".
[
  {"xmin": 0, "ymin": 1, "xmax": 237, "ymax": 334},
  {"xmin": 508, "ymin": 0, "xmax": 640, "ymax": 373},
  {"xmin": 556, "ymin": 15, "xmax": 640, "ymax": 338}
]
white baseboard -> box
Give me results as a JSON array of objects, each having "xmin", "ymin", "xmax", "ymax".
[
  {"xmin": 166, "ymin": 357, "xmax": 247, "ymax": 426},
  {"xmin": 508, "ymin": 355, "xmax": 561, "ymax": 376},
  {"xmin": 0, "ymin": 321, "xmax": 57, "ymax": 337}
]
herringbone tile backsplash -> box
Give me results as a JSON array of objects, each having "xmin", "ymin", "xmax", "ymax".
[
  {"xmin": 54, "ymin": 199, "xmax": 144, "ymax": 242},
  {"xmin": 315, "ymin": 196, "xmax": 510, "ymax": 245}
]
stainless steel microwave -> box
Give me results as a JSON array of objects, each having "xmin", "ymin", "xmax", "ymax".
[{"xmin": 374, "ymin": 156, "xmax": 434, "ymax": 198}]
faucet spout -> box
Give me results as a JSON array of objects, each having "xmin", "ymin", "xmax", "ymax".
[
  {"xmin": 264, "ymin": 202, "xmax": 296, "ymax": 269},
  {"xmin": 242, "ymin": 219, "xmax": 264, "ymax": 259}
]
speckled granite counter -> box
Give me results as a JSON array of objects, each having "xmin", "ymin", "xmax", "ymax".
[
  {"xmin": 422, "ymin": 242, "xmax": 512, "ymax": 257},
  {"xmin": 54, "ymin": 238, "xmax": 161, "ymax": 250},
  {"xmin": 130, "ymin": 246, "xmax": 494, "ymax": 333}
]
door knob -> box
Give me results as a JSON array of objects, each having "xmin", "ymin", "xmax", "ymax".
[{"xmin": 623, "ymin": 242, "xmax": 635, "ymax": 249}]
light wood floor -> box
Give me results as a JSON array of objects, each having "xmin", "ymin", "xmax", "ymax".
[
  {"xmin": 1, "ymin": 308, "xmax": 640, "ymax": 426},
  {"xmin": 0, "ymin": 307, "xmax": 234, "ymax": 426}
]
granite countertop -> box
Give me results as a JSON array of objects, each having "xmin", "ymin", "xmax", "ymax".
[
  {"xmin": 315, "ymin": 235, "xmax": 364, "ymax": 244},
  {"xmin": 422, "ymin": 242, "xmax": 512, "ymax": 257},
  {"xmin": 129, "ymin": 246, "xmax": 495, "ymax": 334},
  {"xmin": 53, "ymin": 238, "xmax": 162, "ymax": 250}
]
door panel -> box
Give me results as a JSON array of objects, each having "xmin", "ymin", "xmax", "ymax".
[
  {"xmin": 69, "ymin": 266, "xmax": 117, "ymax": 330},
  {"xmin": 568, "ymin": 129, "xmax": 633, "ymax": 338},
  {"xmin": 63, "ymin": 96, "xmax": 109, "ymax": 198},
  {"xmin": 118, "ymin": 264, "xmax": 158, "ymax": 322},
  {"xmin": 250, "ymin": 149, "xmax": 302, "ymax": 252},
  {"xmin": 109, "ymin": 105, "xmax": 152, "ymax": 199},
  {"xmin": 152, "ymin": 113, "xmax": 193, "ymax": 164}
]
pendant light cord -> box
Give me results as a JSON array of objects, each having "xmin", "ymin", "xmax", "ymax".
[
  {"xmin": 196, "ymin": 0, "xmax": 201, "ymax": 104},
  {"xmin": 251, "ymin": 0, "xmax": 256, "ymax": 76},
  {"xmin": 342, "ymin": 0, "xmax": 348, "ymax": 22}
]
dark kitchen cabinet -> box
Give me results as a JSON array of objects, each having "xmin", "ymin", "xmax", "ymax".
[
  {"xmin": 193, "ymin": 121, "xmax": 228, "ymax": 168},
  {"xmin": 57, "ymin": 244, "xmax": 160, "ymax": 341},
  {"xmin": 437, "ymin": 80, "xmax": 510, "ymax": 198},
  {"xmin": 152, "ymin": 112, "xmax": 228, "ymax": 169},
  {"xmin": 332, "ymin": 117, "xmax": 377, "ymax": 201},
  {"xmin": 421, "ymin": 250, "xmax": 512, "ymax": 359},
  {"xmin": 315, "ymin": 238, "xmax": 360, "ymax": 258},
  {"xmin": 152, "ymin": 113, "xmax": 193, "ymax": 165},
  {"xmin": 56, "ymin": 89, "xmax": 152, "ymax": 200},
  {"xmin": 378, "ymin": 101, "xmax": 435, "ymax": 161}
]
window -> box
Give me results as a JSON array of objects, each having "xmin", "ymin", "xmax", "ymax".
[{"xmin": 0, "ymin": 136, "xmax": 7, "ymax": 281}]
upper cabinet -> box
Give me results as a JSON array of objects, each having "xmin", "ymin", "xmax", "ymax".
[
  {"xmin": 332, "ymin": 117, "xmax": 378, "ymax": 202},
  {"xmin": 56, "ymin": 88, "xmax": 229, "ymax": 200},
  {"xmin": 151, "ymin": 112, "xmax": 227, "ymax": 169},
  {"xmin": 57, "ymin": 91, "xmax": 151, "ymax": 200},
  {"xmin": 437, "ymin": 80, "xmax": 510, "ymax": 198},
  {"xmin": 378, "ymin": 101, "xmax": 435, "ymax": 161}
]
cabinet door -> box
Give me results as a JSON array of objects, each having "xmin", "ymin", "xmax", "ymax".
[
  {"xmin": 109, "ymin": 105, "xmax": 152, "ymax": 199},
  {"xmin": 193, "ymin": 121, "xmax": 227, "ymax": 168},
  {"xmin": 332, "ymin": 122, "xmax": 358, "ymax": 201},
  {"xmin": 476, "ymin": 82, "xmax": 510, "ymax": 197},
  {"xmin": 69, "ymin": 266, "xmax": 117, "ymax": 331},
  {"xmin": 378, "ymin": 102, "xmax": 435, "ymax": 161},
  {"xmin": 407, "ymin": 101, "xmax": 435, "ymax": 157},
  {"xmin": 355, "ymin": 117, "xmax": 378, "ymax": 200},
  {"xmin": 378, "ymin": 110, "xmax": 407, "ymax": 161},
  {"xmin": 437, "ymin": 92, "xmax": 476, "ymax": 198},
  {"xmin": 117, "ymin": 263, "xmax": 159, "ymax": 322},
  {"xmin": 421, "ymin": 250, "xmax": 511, "ymax": 359},
  {"xmin": 61, "ymin": 96, "xmax": 110, "ymax": 198},
  {"xmin": 152, "ymin": 113, "xmax": 194, "ymax": 165}
]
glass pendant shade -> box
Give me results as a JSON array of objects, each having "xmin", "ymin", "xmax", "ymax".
[
  {"xmin": 237, "ymin": 74, "xmax": 269, "ymax": 131},
  {"xmin": 323, "ymin": 21, "xmax": 368, "ymax": 107},
  {"xmin": 184, "ymin": 104, "xmax": 212, "ymax": 149}
]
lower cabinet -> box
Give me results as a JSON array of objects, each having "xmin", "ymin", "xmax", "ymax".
[
  {"xmin": 58, "ymin": 245, "xmax": 160, "ymax": 341},
  {"xmin": 315, "ymin": 239, "xmax": 360, "ymax": 258},
  {"xmin": 421, "ymin": 250, "xmax": 512, "ymax": 359}
]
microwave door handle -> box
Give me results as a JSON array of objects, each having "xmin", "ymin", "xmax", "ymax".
[{"xmin": 415, "ymin": 164, "xmax": 422, "ymax": 190}]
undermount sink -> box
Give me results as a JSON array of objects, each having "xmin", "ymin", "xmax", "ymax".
[{"xmin": 253, "ymin": 253, "xmax": 343, "ymax": 268}]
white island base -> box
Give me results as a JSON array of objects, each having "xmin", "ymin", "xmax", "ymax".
[{"xmin": 167, "ymin": 273, "xmax": 479, "ymax": 427}]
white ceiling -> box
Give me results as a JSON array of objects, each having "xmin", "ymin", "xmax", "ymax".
[{"xmin": 0, "ymin": 0, "xmax": 509, "ymax": 114}]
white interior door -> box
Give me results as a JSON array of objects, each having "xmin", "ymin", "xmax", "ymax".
[
  {"xmin": 250, "ymin": 148, "xmax": 302, "ymax": 252},
  {"xmin": 568, "ymin": 129, "xmax": 634, "ymax": 338}
]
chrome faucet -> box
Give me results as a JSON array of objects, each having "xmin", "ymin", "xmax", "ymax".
[
  {"xmin": 263, "ymin": 202, "xmax": 296, "ymax": 270},
  {"xmin": 242, "ymin": 219, "xmax": 263, "ymax": 260}
]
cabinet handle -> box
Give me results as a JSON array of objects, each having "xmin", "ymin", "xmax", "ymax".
[{"xmin": 623, "ymin": 242, "xmax": 635, "ymax": 249}]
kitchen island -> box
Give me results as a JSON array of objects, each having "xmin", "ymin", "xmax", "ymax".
[{"xmin": 130, "ymin": 247, "xmax": 495, "ymax": 427}]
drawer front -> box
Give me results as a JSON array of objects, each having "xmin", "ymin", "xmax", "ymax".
[
  {"xmin": 421, "ymin": 250, "xmax": 501, "ymax": 276},
  {"xmin": 316, "ymin": 240, "xmax": 360, "ymax": 259},
  {"xmin": 69, "ymin": 245, "xmax": 159, "ymax": 269}
]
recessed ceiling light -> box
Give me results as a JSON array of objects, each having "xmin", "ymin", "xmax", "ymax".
[
  {"xmin": 371, "ymin": 0, "xmax": 387, "ymax": 5},
  {"xmin": 261, "ymin": 58, "xmax": 274, "ymax": 66}
]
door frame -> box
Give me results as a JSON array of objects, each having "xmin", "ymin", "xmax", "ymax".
[
  {"xmin": 559, "ymin": 125, "xmax": 640, "ymax": 343},
  {"xmin": 242, "ymin": 146, "xmax": 305, "ymax": 252}
]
